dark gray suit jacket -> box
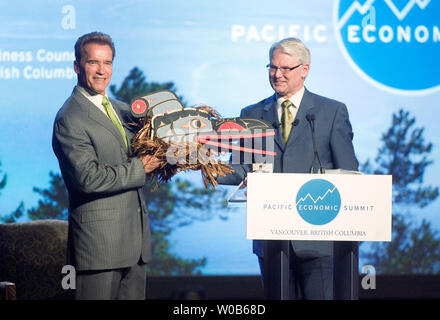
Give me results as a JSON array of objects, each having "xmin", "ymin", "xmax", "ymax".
[
  {"xmin": 52, "ymin": 86, "xmax": 152, "ymax": 271},
  {"xmin": 219, "ymin": 88, "xmax": 359, "ymax": 258}
]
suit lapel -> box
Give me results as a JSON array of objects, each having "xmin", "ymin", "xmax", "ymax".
[
  {"xmin": 285, "ymin": 88, "xmax": 314, "ymax": 149},
  {"xmin": 261, "ymin": 94, "xmax": 285, "ymax": 152},
  {"xmin": 111, "ymin": 98, "xmax": 133, "ymax": 153},
  {"xmin": 72, "ymin": 88, "xmax": 128, "ymax": 150}
]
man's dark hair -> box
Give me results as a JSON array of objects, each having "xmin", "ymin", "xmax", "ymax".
[{"xmin": 74, "ymin": 31, "xmax": 115, "ymax": 63}]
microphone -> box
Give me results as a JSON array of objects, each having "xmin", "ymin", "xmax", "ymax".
[{"xmin": 306, "ymin": 114, "xmax": 325, "ymax": 174}]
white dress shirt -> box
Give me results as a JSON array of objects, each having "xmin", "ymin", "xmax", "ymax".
[
  {"xmin": 276, "ymin": 86, "xmax": 305, "ymax": 123},
  {"xmin": 76, "ymin": 85, "xmax": 123, "ymax": 124}
]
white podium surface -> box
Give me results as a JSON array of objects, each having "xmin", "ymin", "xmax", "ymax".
[{"xmin": 246, "ymin": 173, "xmax": 392, "ymax": 242}]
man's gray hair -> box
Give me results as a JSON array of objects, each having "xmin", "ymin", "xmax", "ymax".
[{"xmin": 269, "ymin": 38, "xmax": 311, "ymax": 65}]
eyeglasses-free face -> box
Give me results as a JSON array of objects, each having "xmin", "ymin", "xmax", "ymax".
[{"xmin": 74, "ymin": 43, "xmax": 113, "ymax": 95}]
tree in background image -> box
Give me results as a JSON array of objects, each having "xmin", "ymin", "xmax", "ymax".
[
  {"xmin": 111, "ymin": 66, "xmax": 232, "ymax": 275},
  {"xmin": 0, "ymin": 170, "xmax": 66, "ymax": 223},
  {"xmin": 109, "ymin": 67, "xmax": 187, "ymax": 107},
  {"xmin": 0, "ymin": 162, "xmax": 6, "ymax": 194},
  {"xmin": 0, "ymin": 67, "xmax": 232, "ymax": 275},
  {"xmin": 361, "ymin": 109, "xmax": 440, "ymax": 274},
  {"xmin": 0, "ymin": 161, "xmax": 25, "ymax": 223},
  {"xmin": 27, "ymin": 171, "xmax": 68, "ymax": 221},
  {"xmin": 142, "ymin": 178, "xmax": 230, "ymax": 275}
]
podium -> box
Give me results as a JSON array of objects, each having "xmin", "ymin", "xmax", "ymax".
[{"xmin": 245, "ymin": 172, "xmax": 392, "ymax": 300}]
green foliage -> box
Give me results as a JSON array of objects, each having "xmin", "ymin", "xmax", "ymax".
[
  {"xmin": 0, "ymin": 161, "xmax": 6, "ymax": 193},
  {"xmin": 27, "ymin": 171, "xmax": 68, "ymax": 221},
  {"xmin": 20, "ymin": 171, "xmax": 227, "ymax": 275},
  {"xmin": 0, "ymin": 67, "xmax": 231, "ymax": 275},
  {"xmin": 147, "ymin": 230, "xmax": 206, "ymax": 276},
  {"xmin": 0, "ymin": 171, "xmax": 67, "ymax": 224},
  {"xmin": 0, "ymin": 161, "xmax": 25, "ymax": 223},
  {"xmin": 361, "ymin": 109, "xmax": 440, "ymax": 274},
  {"xmin": 143, "ymin": 177, "xmax": 228, "ymax": 275},
  {"xmin": 0, "ymin": 201, "xmax": 25, "ymax": 223},
  {"xmin": 109, "ymin": 66, "xmax": 230, "ymax": 274},
  {"xmin": 364, "ymin": 109, "xmax": 439, "ymax": 208},
  {"xmin": 109, "ymin": 67, "xmax": 187, "ymax": 106},
  {"xmin": 146, "ymin": 178, "xmax": 228, "ymax": 232},
  {"xmin": 365, "ymin": 215, "xmax": 440, "ymax": 274}
]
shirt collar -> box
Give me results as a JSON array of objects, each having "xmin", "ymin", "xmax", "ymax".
[
  {"xmin": 76, "ymin": 85, "xmax": 109, "ymax": 108},
  {"xmin": 276, "ymin": 86, "xmax": 305, "ymax": 108}
]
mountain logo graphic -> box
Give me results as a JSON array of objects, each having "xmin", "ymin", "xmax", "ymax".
[
  {"xmin": 333, "ymin": 0, "xmax": 440, "ymax": 95},
  {"xmin": 296, "ymin": 179, "xmax": 341, "ymax": 225}
]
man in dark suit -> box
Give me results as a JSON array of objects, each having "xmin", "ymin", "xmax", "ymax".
[
  {"xmin": 52, "ymin": 32, "xmax": 161, "ymax": 300},
  {"xmin": 218, "ymin": 37, "xmax": 359, "ymax": 299}
]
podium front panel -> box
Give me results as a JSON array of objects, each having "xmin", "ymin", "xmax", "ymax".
[{"xmin": 246, "ymin": 173, "xmax": 392, "ymax": 242}]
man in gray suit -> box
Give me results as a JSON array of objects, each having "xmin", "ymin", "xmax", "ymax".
[
  {"xmin": 52, "ymin": 32, "xmax": 161, "ymax": 300},
  {"xmin": 219, "ymin": 38, "xmax": 359, "ymax": 299}
]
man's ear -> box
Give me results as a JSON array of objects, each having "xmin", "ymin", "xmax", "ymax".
[
  {"xmin": 301, "ymin": 63, "xmax": 310, "ymax": 80},
  {"xmin": 73, "ymin": 60, "xmax": 80, "ymax": 75}
]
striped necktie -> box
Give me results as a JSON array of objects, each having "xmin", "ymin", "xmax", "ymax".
[{"xmin": 102, "ymin": 96, "xmax": 128, "ymax": 149}]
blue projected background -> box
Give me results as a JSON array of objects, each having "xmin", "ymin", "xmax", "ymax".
[{"xmin": 0, "ymin": 0, "xmax": 439, "ymax": 274}]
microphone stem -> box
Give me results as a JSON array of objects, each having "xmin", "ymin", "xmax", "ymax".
[{"xmin": 308, "ymin": 115, "xmax": 325, "ymax": 174}]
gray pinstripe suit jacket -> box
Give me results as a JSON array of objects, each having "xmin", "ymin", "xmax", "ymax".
[{"xmin": 52, "ymin": 86, "xmax": 152, "ymax": 271}]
